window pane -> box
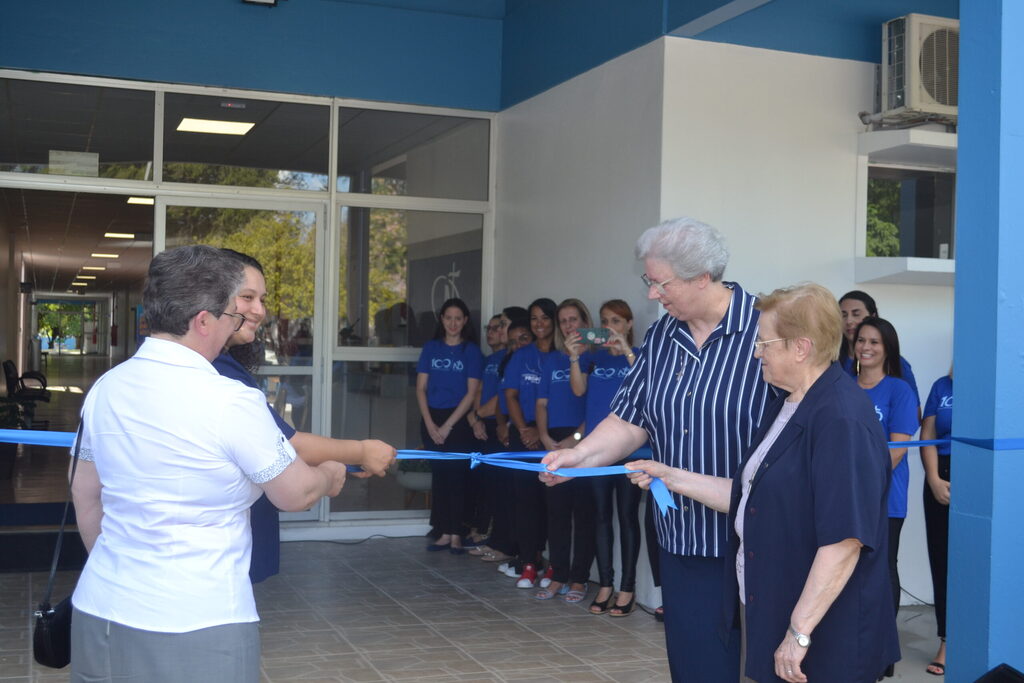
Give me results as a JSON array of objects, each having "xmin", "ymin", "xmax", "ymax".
[
  {"xmin": 166, "ymin": 206, "xmax": 317, "ymax": 366},
  {"xmin": 337, "ymin": 108, "xmax": 489, "ymax": 201},
  {"xmin": 867, "ymin": 167, "xmax": 955, "ymax": 258},
  {"xmin": 0, "ymin": 79, "xmax": 153, "ymax": 179},
  {"xmin": 329, "ymin": 360, "xmax": 426, "ymax": 512},
  {"xmin": 164, "ymin": 93, "xmax": 329, "ymax": 191},
  {"xmin": 338, "ymin": 208, "xmax": 482, "ymax": 347},
  {"xmin": 248, "ymin": 372, "xmax": 313, "ymax": 433}
]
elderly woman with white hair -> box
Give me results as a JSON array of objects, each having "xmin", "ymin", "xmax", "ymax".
[
  {"xmin": 544, "ymin": 217, "xmax": 777, "ymax": 681},
  {"xmin": 626, "ymin": 283, "xmax": 900, "ymax": 682}
]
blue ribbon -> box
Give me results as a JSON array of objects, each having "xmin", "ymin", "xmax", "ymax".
[{"xmin": 5, "ymin": 428, "xmax": 1019, "ymax": 516}]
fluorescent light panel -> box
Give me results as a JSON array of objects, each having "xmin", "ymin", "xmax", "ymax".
[
  {"xmin": 82, "ymin": 266, "xmax": 106, "ymax": 271},
  {"xmin": 76, "ymin": 275, "xmax": 97, "ymax": 280},
  {"xmin": 177, "ymin": 118, "xmax": 255, "ymax": 135},
  {"xmin": 104, "ymin": 232, "xmax": 136, "ymax": 239},
  {"xmin": 127, "ymin": 197, "xmax": 154, "ymax": 205},
  {"xmin": 91, "ymin": 253, "xmax": 119, "ymax": 259},
  {"xmin": 71, "ymin": 282, "xmax": 87, "ymax": 286}
]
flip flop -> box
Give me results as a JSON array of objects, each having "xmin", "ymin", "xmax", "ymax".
[
  {"xmin": 564, "ymin": 584, "xmax": 589, "ymax": 604},
  {"xmin": 926, "ymin": 661, "xmax": 945, "ymax": 676}
]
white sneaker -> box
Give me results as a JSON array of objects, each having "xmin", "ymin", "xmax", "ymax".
[
  {"xmin": 539, "ymin": 566, "xmax": 554, "ymax": 588},
  {"xmin": 502, "ymin": 565, "xmax": 519, "ymax": 578},
  {"xmin": 515, "ymin": 564, "xmax": 538, "ymax": 588},
  {"xmin": 497, "ymin": 562, "xmax": 510, "ymax": 574}
]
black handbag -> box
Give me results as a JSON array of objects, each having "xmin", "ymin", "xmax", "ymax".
[{"xmin": 32, "ymin": 421, "xmax": 83, "ymax": 669}]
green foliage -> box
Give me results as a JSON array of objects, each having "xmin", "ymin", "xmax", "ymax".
[
  {"xmin": 867, "ymin": 178, "xmax": 901, "ymax": 257},
  {"xmin": 37, "ymin": 302, "xmax": 95, "ymax": 340}
]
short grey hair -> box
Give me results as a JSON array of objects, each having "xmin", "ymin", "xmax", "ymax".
[
  {"xmin": 635, "ymin": 217, "xmax": 729, "ymax": 282},
  {"xmin": 143, "ymin": 245, "xmax": 245, "ymax": 336}
]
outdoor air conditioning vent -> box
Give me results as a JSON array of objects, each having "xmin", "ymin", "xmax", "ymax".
[{"xmin": 881, "ymin": 14, "xmax": 959, "ymax": 120}]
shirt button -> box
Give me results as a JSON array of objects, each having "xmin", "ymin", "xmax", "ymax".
[
  {"xmin": 748, "ymin": 594, "xmax": 755, "ymax": 603},
  {"xmin": 683, "ymin": 429, "xmax": 688, "ymax": 435},
  {"xmin": 750, "ymin": 507, "xmax": 756, "ymax": 514},
  {"xmin": 683, "ymin": 505, "xmax": 689, "ymax": 512},
  {"xmin": 748, "ymin": 551, "xmax": 754, "ymax": 560}
]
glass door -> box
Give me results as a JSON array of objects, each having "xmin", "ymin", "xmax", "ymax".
[{"xmin": 159, "ymin": 196, "xmax": 327, "ymax": 521}]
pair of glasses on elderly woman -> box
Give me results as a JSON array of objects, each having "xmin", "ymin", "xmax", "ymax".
[
  {"xmin": 640, "ymin": 273, "xmax": 677, "ymax": 296},
  {"xmin": 753, "ymin": 337, "xmax": 790, "ymax": 350}
]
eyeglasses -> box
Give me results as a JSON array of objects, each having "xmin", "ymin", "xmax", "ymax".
[
  {"xmin": 486, "ymin": 324, "xmax": 502, "ymax": 332},
  {"xmin": 221, "ymin": 312, "xmax": 248, "ymax": 332},
  {"xmin": 641, "ymin": 273, "xmax": 676, "ymax": 296},
  {"xmin": 753, "ymin": 337, "xmax": 789, "ymax": 351}
]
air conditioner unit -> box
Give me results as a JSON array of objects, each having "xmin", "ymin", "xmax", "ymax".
[{"xmin": 881, "ymin": 13, "xmax": 959, "ymax": 120}]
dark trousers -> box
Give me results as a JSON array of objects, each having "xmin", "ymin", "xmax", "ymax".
[
  {"xmin": 888, "ymin": 516, "xmax": 905, "ymax": 616},
  {"xmin": 923, "ymin": 454, "xmax": 951, "ymax": 637},
  {"xmin": 660, "ymin": 550, "xmax": 740, "ymax": 682},
  {"xmin": 545, "ymin": 426, "xmax": 596, "ymax": 584},
  {"xmin": 487, "ymin": 420, "xmax": 518, "ymax": 556},
  {"xmin": 511, "ymin": 423, "xmax": 546, "ymax": 572},
  {"xmin": 465, "ymin": 419, "xmax": 500, "ymax": 533},
  {"xmin": 592, "ymin": 468, "xmax": 642, "ymax": 591},
  {"xmin": 644, "ymin": 492, "xmax": 662, "ymax": 588},
  {"xmin": 421, "ymin": 407, "xmax": 472, "ymax": 537}
]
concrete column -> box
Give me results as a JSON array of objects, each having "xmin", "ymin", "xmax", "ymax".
[{"xmin": 949, "ymin": 1, "xmax": 1024, "ymax": 679}]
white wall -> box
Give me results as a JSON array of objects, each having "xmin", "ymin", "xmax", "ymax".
[{"xmin": 494, "ymin": 40, "xmax": 665, "ymax": 329}]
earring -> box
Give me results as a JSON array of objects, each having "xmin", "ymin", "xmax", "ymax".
[{"xmin": 855, "ymin": 359, "xmax": 860, "ymax": 375}]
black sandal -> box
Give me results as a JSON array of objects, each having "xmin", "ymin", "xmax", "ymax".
[
  {"xmin": 589, "ymin": 587, "xmax": 613, "ymax": 615},
  {"xmin": 609, "ymin": 594, "xmax": 636, "ymax": 617}
]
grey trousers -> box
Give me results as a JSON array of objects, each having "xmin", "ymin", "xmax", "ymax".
[{"xmin": 71, "ymin": 607, "xmax": 260, "ymax": 683}]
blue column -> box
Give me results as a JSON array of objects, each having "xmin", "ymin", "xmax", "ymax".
[{"xmin": 949, "ymin": 1, "xmax": 1024, "ymax": 680}]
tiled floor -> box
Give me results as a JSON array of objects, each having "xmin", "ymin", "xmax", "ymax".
[{"xmin": 2, "ymin": 537, "xmax": 946, "ymax": 682}]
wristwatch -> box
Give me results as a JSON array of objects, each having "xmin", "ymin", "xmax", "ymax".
[{"xmin": 788, "ymin": 625, "xmax": 811, "ymax": 648}]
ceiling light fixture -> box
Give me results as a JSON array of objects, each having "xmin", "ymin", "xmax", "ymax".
[
  {"xmin": 104, "ymin": 232, "xmax": 136, "ymax": 239},
  {"xmin": 71, "ymin": 282, "xmax": 87, "ymax": 287},
  {"xmin": 242, "ymin": 0, "xmax": 278, "ymax": 6},
  {"xmin": 127, "ymin": 197, "xmax": 155, "ymax": 205},
  {"xmin": 82, "ymin": 266, "xmax": 106, "ymax": 271},
  {"xmin": 176, "ymin": 118, "xmax": 255, "ymax": 135},
  {"xmin": 76, "ymin": 275, "xmax": 97, "ymax": 280},
  {"xmin": 91, "ymin": 253, "xmax": 119, "ymax": 259}
]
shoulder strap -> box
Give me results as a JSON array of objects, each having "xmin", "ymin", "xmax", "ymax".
[{"xmin": 40, "ymin": 420, "xmax": 84, "ymax": 609}]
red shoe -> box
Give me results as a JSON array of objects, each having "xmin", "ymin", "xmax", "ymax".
[
  {"xmin": 539, "ymin": 566, "xmax": 554, "ymax": 588},
  {"xmin": 516, "ymin": 563, "xmax": 538, "ymax": 589}
]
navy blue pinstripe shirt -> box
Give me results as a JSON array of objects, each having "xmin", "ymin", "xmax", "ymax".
[{"xmin": 610, "ymin": 282, "xmax": 777, "ymax": 558}]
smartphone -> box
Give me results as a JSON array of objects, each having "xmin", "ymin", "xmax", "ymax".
[{"xmin": 576, "ymin": 327, "xmax": 611, "ymax": 345}]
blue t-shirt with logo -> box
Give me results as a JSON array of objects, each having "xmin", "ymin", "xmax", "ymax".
[
  {"xmin": 538, "ymin": 352, "xmax": 585, "ymax": 429},
  {"xmin": 500, "ymin": 343, "xmax": 548, "ymax": 424},
  {"xmin": 923, "ymin": 375, "xmax": 953, "ymax": 456},
  {"xmin": 416, "ymin": 339, "xmax": 483, "ymax": 410},
  {"xmin": 582, "ymin": 348, "xmax": 637, "ymax": 436},
  {"xmin": 863, "ymin": 375, "xmax": 920, "ymax": 518},
  {"xmin": 480, "ymin": 349, "xmax": 506, "ymax": 416}
]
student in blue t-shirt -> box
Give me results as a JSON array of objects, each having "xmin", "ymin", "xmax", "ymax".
[
  {"xmin": 415, "ymin": 298, "xmax": 484, "ymax": 554},
  {"xmin": 853, "ymin": 317, "xmax": 920, "ymax": 632},
  {"xmin": 920, "ymin": 369, "xmax": 953, "ymax": 676},
  {"xmin": 839, "ymin": 290, "xmax": 919, "ymax": 402},
  {"xmin": 568, "ymin": 299, "xmax": 642, "ymax": 616},
  {"xmin": 501, "ymin": 297, "xmax": 557, "ymax": 587},
  {"xmin": 214, "ymin": 250, "xmax": 396, "ymax": 582},
  {"xmin": 534, "ymin": 298, "xmax": 594, "ymax": 603}
]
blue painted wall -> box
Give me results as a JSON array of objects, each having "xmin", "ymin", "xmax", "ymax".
[
  {"xmin": 0, "ymin": 0, "xmax": 502, "ymax": 111},
  {"xmin": 500, "ymin": 0, "xmax": 665, "ymax": 108},
  {"xmin": 688, "ymin": 0, "xmax": 958, "ymax": 63},
  {"xmin": 948, "ymin": 0, "xmax": 1024, "ymax": 678}
]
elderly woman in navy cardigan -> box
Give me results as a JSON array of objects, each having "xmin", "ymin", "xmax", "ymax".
[{"xmin": 626, "ymin": 283, "xmax": 899, "ymax": 682}]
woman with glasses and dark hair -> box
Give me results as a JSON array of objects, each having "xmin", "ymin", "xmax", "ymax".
[
  {"xmin": 501, "ymin": 298, "xmax": 557, "ymax": 588},
  {"xmin": 853, "ymin": 316, "xmax": 919, "ymax": 678},
  {"xmin": 838, "ymin": 291, "xmax": 919, "ymax": 401},
  {"xmin": 567, "ymin": 299, "xmax": 643, "ymax": 616},
  {"xmin": 416, "ymin": 297, "xmax": 484, "ymax": 554},
  {"xmin": 214, "ymin": 249, "xmax": 397, "ymax": 582},
  {"xmin": 533, "ymin": 298, "xmax": 594, "ymax": 603}
]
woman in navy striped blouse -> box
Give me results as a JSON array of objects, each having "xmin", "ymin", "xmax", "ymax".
[{"xmin": 543, "ymin": 217, "xmax": 776, "ymax": 682}]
